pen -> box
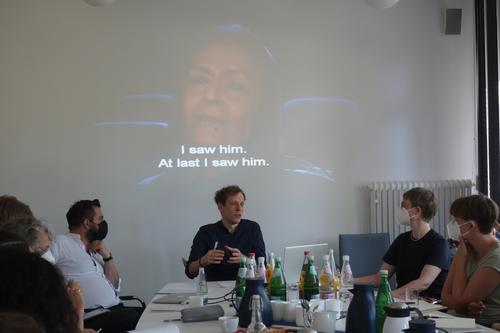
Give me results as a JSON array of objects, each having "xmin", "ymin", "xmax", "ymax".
[
  {"xmin": 96, "ymin": 329, "xmax": 102, "ymax": 333},
  {"xmin": 213, "ymin": 241, "xmax": 218, "ymax": 250}
]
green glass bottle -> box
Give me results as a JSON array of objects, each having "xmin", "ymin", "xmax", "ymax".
[
  {"xmin": 270, "ymin": 257, "xmax": 286, "ymax": 301},
  {"xmin": 303, "ymin": 255, "xmax": 320, "ymax": 300},
  {"xmin": 375, "ymin": 269, "xmax": 393, "ymax": 333},
  {"xmin": 235, "ymin": 257, "xmax": 247, "ymax": 309}
]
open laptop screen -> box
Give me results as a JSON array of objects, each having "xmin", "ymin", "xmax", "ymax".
[{"xmin": 282, "ymin": 243, "xmax": 329, "ymax": 284}]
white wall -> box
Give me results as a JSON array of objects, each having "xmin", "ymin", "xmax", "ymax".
[{"xmin": 0, "ymin": 0, "xmax": 475, "ymax": 301}]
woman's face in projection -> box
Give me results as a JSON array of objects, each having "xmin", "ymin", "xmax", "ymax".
[{"xmin": 182, "ymin": 43, "xmax": 261, "ymax": 145}]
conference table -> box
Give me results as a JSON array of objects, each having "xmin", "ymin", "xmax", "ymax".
[{"xmin": 136, "ymin": 281, "xmax": 497, "ymax": 333}]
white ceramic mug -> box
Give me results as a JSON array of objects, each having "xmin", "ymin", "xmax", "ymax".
[
  {"xmin": 295, "ymin": 304, "xmax": 306, "ymax": 327},
  {"xmin": 324, "ymin": 299, "xmax": 342, "ymax": 319},
  {"xmin": 313, "ymin": 311, "xmax": 336, "ymax": 333},
  {"xmin": 188, "ymin": 295, "xmax": 204, "ymax": 308},
  {"xmin": 271, "ymin": 300, "xmax": 285, "ymax": 321},
  {"xmin": 218, "ymin": 316, "xmax": 239, "ymax": 333},
  {"xmin": 283, "ymin": 301, "xmax": 299, "ymax": 322}
]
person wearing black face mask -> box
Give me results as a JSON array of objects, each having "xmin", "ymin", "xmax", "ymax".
[{"xmin": 51, "ymin": 199, "xmax": 141, "ymax": 333}]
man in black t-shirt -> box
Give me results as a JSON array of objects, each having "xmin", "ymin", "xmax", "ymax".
[{"xmin": 185, "ymin": 185, "xmax": 266, "ymax": 281}]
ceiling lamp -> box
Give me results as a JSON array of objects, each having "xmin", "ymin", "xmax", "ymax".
[
  {"xmin": 365, "ymin": 0, "xmax": 400, "ymax": 9},
  {"xmin": 83, "ymin": 0, "xmax": 115, "ymax": 6}
]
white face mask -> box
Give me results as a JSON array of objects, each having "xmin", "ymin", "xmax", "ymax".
[
  {"xmin": 41, "ymin": 249, "xmax": 56, "ymax": 264},
  {"xmin": 447, "ymin": 219, "xmax": 472, "ymax": 240},
  {"xmin": 446, "ymin": 220, "xmax": 460, "ymax": 240},
  {"xmin": 396, "ymin": 207, "xmax": 415, "ymax": 226}
]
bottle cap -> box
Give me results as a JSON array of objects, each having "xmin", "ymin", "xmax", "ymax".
[
  {"xmin": 329, "ymin": 249, "xmax": 334, "ymax": 254},
  {"xmin": 276, "ymin": 256, "xmax": 282, "ymax": 262},
  {"xmin": 343, "ymin": 255, "xmax": 349, "ymax": 260},
  {"xmin": 304, "ymin": 251, "xmax": 310, "ymax": 255},
  {"xmin": 249, "ymin": 252, "xmax": 255, "ymax": 258},
  {"xmin": 380, "ymin": 269, "xmax": 388, "ymax": 276},
  {"xmin": 323, "ymin": 254, "xmax": 330, "ymax": 261},
  {"xmin": 258, "ymin": 257, "xmax": 265, "ymax": 263}
]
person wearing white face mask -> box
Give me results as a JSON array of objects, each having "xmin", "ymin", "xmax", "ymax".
[
  {"xmin": 441, "ymin": 194, "xmax": 500, "ymax": 328},
  {"xmin": 355, "ymin": 187, "xmax": 450, "ymax": 299}
]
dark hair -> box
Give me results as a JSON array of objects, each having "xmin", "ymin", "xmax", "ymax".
[
  {"xmin": 403, "ymin": 187, "xmax": 437, "ymax": 221},
  {"xmin": 66, "ymin": 199, "xmax": 101, "ymax": 230},
  {"xmin": 0, "ymin": 312, "xmax": 47, "ymax": 333},
  {"xmin": 0, "ymin": 195, "xmax": 33, "ymax": 226},
  {"xmin": 0, "ymin": 252, "xmax": 78, "ymax": 333},
  {"xmin": 450, "ymin": 194, "xmax": 499, "ymax": 234},
  {"xmin": 0, "ymin": 230, "xmax": 29, "ymax": 253},
  {"xmin": 214, "ymin": 185, "xmax": 246, "ymax": 205}
]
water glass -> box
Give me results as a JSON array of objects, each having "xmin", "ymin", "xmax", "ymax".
[{"xmin": 405, "ymin": 288, "xmax": 419, "ymax": 306}]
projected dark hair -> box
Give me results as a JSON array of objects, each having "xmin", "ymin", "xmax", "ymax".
[
  {"xmin": 214, "ymin": 185, "xmax": 246, "ymax": 205},
  {"xmin": 403, "ymin": 187, "xmax": 437, "ymax": 221},
  {"xmin": 450, "ymin": 194, "xmax": 499, "ymax": 234},
  {"xmin": 66, "ymin": 199, "xmax": 101, "ymax": 230},
  {"xmin": 175, "ymin": 24, "xmax": 280, "ymax": 147}
]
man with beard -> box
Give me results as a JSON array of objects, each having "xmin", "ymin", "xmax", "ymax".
[{"xmin": 52, "ymin": 199, "xmax": 141, "ymax": 333}]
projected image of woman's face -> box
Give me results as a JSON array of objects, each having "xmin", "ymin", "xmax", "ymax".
[{"xmin": 182, "ymin": 42, "xmax": 261, "ymax": 145}]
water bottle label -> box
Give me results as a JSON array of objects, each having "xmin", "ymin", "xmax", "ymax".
[{"xmin": 238, "ymin": 267, "xmax": 247, "ymax": 278}]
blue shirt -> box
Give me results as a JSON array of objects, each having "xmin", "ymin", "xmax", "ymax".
[{"xmin": 185, "ymin": 219, "xmax": 266, "ymax": 281}]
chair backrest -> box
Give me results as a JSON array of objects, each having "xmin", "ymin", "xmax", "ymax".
[{"xmin": 338, "ymin": 233, "xmax": 390, "ymax": 278}]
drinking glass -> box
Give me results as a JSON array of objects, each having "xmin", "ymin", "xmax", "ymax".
[{"xmin": 405, "ymin": 288, "xmax": 419, "ymax": 306}]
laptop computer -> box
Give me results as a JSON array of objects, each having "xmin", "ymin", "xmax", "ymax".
[{"xmin": 282, "ymin": 243, "xmax": 329, "ymax": 284}]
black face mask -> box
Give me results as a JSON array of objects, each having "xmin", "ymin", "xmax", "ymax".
[{"xmin": 89, "ymin": 220, "xmax": 108, "ymax": 241}]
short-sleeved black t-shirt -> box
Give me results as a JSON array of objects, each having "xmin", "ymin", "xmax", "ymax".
[
  {"xmin": 185, "ymin": 219, "xmax": 266, "ymax": 281},
  {"xmin": 383, "ymin": 229, "xmax": 450, "ymax": 298}
]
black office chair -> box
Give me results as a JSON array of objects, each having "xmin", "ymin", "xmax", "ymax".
[
  {"xmin": 339, "ymin": 232, "xmax": 394, "ymax": 286},
  {"xmin": 119, "ymin": 295, "xmax": 146, "ymax": 311}
]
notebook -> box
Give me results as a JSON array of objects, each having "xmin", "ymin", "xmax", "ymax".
[{"xmin": 152, "ymin": 293, "xmax": 197, "ymax": 304}]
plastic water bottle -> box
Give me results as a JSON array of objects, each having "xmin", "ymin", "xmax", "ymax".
[
  {"xmin": 328, "ymin": 248, "xmax": 337, "ymax": 272},
  {"xmin": 340, "ymin": 255, "xmax": 353, "ymax": 291},
  {"xmin": 257, "ymin": 257, "xmax": 267, "ymax": 282},
  {"xmin": 198, "ymin": 267, "xmax": 208, "ymax": 295}
]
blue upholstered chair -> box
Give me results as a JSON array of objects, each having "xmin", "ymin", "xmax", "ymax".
[{"xmin": 339, "ymin": 232, "xmax": 392, "ymax": 285}]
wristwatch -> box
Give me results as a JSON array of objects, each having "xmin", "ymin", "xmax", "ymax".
[{"xmin": 103, "ymin": 253, "xmax": 113, "ymax": 262}]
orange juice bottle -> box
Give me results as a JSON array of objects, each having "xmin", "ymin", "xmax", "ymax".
[{"xmin": 266, "ymin": 252, "xmax": 275, "ymax": 283}]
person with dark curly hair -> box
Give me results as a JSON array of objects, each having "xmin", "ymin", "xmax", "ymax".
[
  {"xmin": 355, "ymin": 187, "xmax": 450, "ymax": 299},
  {"xmin": 0, "ymin": 250, "xmax": 81, "ymax": 333}
]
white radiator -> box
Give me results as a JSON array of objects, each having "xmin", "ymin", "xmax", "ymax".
[{"xmin": 368, "ymin": 180, "xmax": 473, "ymax": 242}]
